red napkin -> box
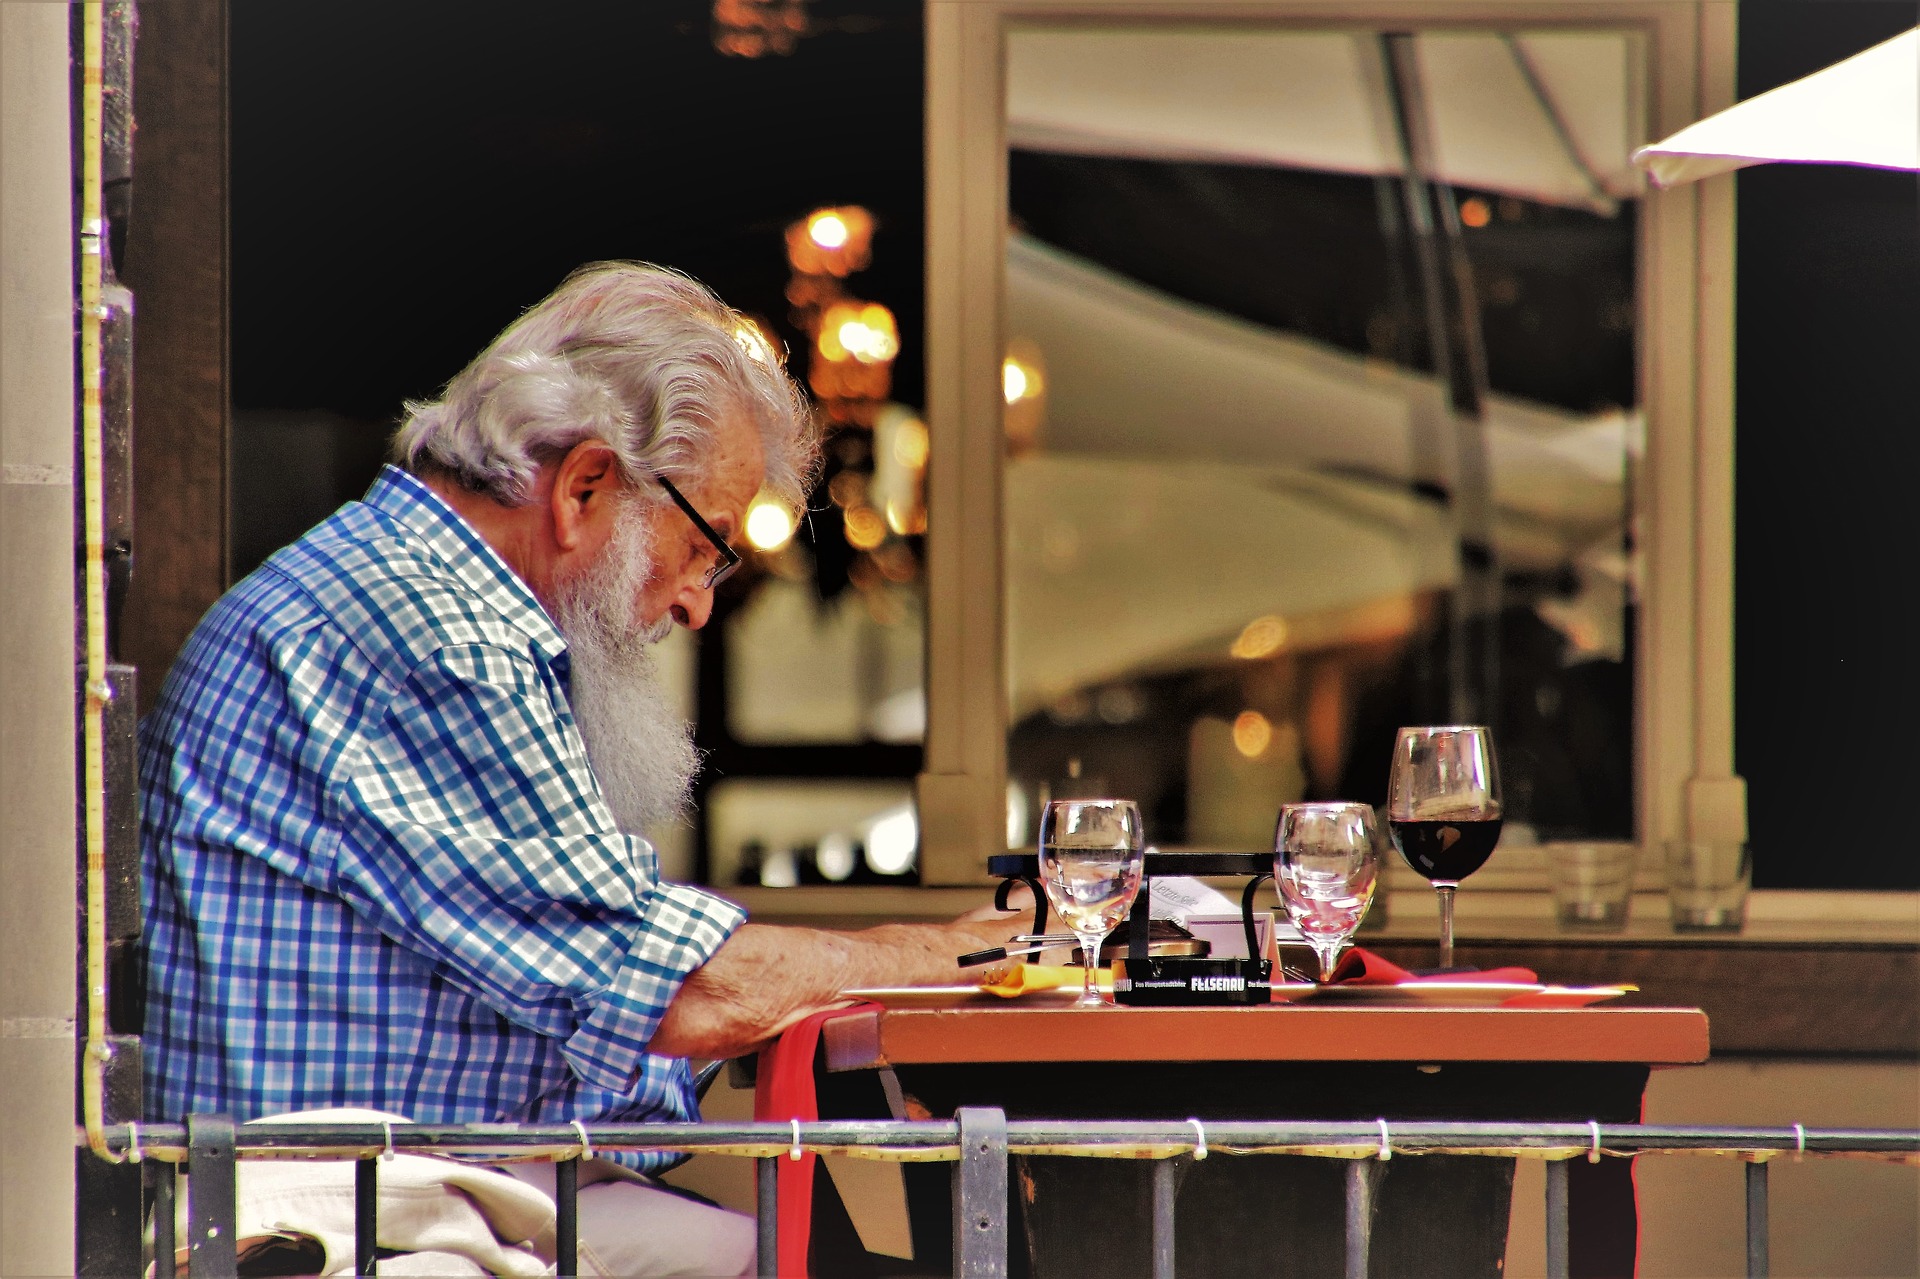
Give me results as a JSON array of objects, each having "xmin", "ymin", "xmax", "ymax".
[
  {"xmin": 1328, "ymin": 947, "xmax": 1538, "ymax": 986},
  {"xmin": 752, "ymin": 1002, "xmax": 879, "ymax": 1277}
]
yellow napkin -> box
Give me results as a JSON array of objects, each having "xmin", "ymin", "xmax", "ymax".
[{"xmin": 978, "ymin": 963, "xmax": 1111, "ymax": 998}]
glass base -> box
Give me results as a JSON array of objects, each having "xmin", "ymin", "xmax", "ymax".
[
  {"xmin": 1672, "ymin": 908, "xmax": 1745, "ymax": 932},
  {"xmin": 1555, "ymin": 900, "xmax": 1630, "ymax": 930}
]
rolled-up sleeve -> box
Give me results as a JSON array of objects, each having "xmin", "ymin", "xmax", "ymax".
[{"xmin": 334, "ymin": 642, "xmax": 743, "ymax": 1091}]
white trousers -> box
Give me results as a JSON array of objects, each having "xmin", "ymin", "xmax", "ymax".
[{"xmin": 503, "ymin": 1159, "xmax": 756, "ymax": 1279}]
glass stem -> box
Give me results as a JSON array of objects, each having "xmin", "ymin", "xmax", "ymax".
[
  {"xmin": 1314, "ymin": 940, "xmax": 1341, "ymax": 983},
  {"xmin": 1435, "ymin": 883, "xmax": 1457, "ymax": 968},
  {"xmin": 1081, "ymin": 937, "xmax": 1101, "ymax": 1002}
]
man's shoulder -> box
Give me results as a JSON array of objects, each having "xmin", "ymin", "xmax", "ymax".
[{"xmin": 265, "ymin": 497, "xmax": 546, "ymax": 673}]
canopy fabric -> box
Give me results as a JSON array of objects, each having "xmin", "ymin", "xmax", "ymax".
[
  {"xmin": 1007, "ymin": 26, "xmax": 1645, "ymax": 212},
  {"xmin": 1007, "ymin": 234, "xmax": 1633, "ymax": 555},
  {"xmin": 1006, "ymin": 453, "xmax": 1456, "ymax": 717},
  {"xmin": 1633, "ymin": 28, "xmax": 1919, "ymax": 187},
  {"xmin": 1003, "ymin": 235, "xmax": 1635, "ymax": 709}
]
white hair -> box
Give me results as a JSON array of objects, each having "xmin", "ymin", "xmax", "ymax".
[{"xmin": 394, "ymin": 262, "xmax": 816, "ymax": 508}]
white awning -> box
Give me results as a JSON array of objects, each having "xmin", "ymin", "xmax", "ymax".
[
  {"xmin": 1633, "ymin": 28, "xmax": 1919, "ymax": 187},
  {"xmin": 1007, "ymin": 27, "xmax": 1645, "ymax": 212}
]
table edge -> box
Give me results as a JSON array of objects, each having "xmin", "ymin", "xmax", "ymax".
[{"xmin": 822, "ymin": 1005, "xmax": 1712, "ymax": 1072}]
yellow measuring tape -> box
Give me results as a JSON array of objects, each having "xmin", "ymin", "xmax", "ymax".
[{"xmin": 78, "ymin": 0, "xmax": 117, "ymax": 1163}]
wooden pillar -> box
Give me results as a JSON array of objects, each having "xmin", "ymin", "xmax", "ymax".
[
  {"xmin": 1, "ymin": 6, "xmax": 81, "ymax": 1273},
  {"xmin": 122, "ymin": 0, "xmax": 229, "ymax": 709}
]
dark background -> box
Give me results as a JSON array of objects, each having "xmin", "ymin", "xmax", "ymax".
[
  {"xmin": 229, "ymin": 0, "xmax": 1918, "ymax": 888},
  {"xmin": 1732, "ymin": 3, "xmax": 1917, "ymax": 887}
]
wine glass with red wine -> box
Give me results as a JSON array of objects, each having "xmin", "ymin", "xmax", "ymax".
[{"xmin": 1386, "ymin": 726, "xmax": 1502, "ymax": 968}]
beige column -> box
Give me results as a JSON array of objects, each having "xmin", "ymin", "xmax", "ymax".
[{"xmin": 0, "ymin": 2, "xmax": 78, "ymax": 1274}]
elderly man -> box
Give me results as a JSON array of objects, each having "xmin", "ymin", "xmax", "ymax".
[{"xmin": 140, "ymin": 263, "xmax": 1023, "ymax": 1275}]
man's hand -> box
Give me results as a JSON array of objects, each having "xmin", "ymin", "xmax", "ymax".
[
  {"xmin": 953, "ymin": 879, "xmax": 1035, "ymax": 942},
  {"xmin": 647, "ymin": 884, "xmax": 1038, "ymax": 1060}
]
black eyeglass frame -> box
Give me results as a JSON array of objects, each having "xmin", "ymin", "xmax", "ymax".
[{"xmin": 651, "ymin": 473, "xmax": 742, "ymax": 590}]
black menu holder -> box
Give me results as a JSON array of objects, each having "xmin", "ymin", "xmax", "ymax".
[{"xmin": 986, "ymin": 852, "xmax": 1275, "ymax": 1005}]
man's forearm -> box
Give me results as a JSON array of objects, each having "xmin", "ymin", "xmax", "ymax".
[{"xmin": 648, "ymin": 917, "xmax": 1017, "ymax": 1059}]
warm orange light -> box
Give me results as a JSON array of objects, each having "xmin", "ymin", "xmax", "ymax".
[
  {"xmin": 1002, "ymin": 340, "xmax": 1048, "ymax": 456},
  {"xmin": 891, "ymin": 416, "xmax": 929, "ymax": 470},
  {"xmin": 1459, "ymin": 197, "xmax": 1492, "ymax": 229},
  {"xmin": 1003, "ymin": 355, "xmax": 1044, "ymax": 404},
  {"xmin": 808, "ymin": 212, "xmax": 849, "ymax": 250},
  {"xmin": 744, "ymin": 498, "xmax": 796, "ymax": 551},
  {"xmin": 827, "ymin": 470, "xmax": 867, "ymax": 509},
  {"xmin": 844, "ymin": 505, "xmax": 887, "ymax": 550},
  {"xmin": 786, "ymin": 205, "xmax": 875, "ymax": 277},
  {"xmin": 884, "ymin": 498, "xmax": 929, "ymax": 537},
  {"xmin": 1232, "ymin": 710, "xmax": 1273, "ymax": 759},
  {"xmin": 1231, "ymin": 615, "xmax": 1288, "ymax": 660},
  {"xmin": 818, "ymin": 301, "xmax": 898, "ymax": 364}
]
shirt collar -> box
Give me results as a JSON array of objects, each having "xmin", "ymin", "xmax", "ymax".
[{"xmin": 362, "ymin": 465, "xmax": 569, "ymax": 665}]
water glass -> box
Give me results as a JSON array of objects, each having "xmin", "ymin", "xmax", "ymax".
[
  {"xmin": 1545, "ymin": 841, "xmax": 1637, "ymax": 931},
  {"xmin": 1274, "ymin": 802, "xmax": 1380, "ymax": 981},
  {"xmin": 1038, "ymin": 799, "xmax": 1147, "ymax": 1007},
  {"xmin": 1664, "ymin": 840, "xmax": 1750, "ymax": 931}
]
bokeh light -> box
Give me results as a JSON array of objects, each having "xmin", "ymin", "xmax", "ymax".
[
  {"xmin": 1002, "ymin": 356, "xmax": 1044, "ymax": 405},
  {"xmin": 865, "ymin": 805, "xmax": 918, "ymax": 875},
  {"xmin": 744, "ymin": 498, "xmax": 796, "ymax": 551},
  {"xmin": 892, "ymin": 416, "xmax": 929, "ymax": 469},
  {"xmin": 1231, "ymin": 615, "xmax": 1288, "ymax": 660},
  {"xmin": 815, "ymin": 832, "xmax": 856, "ymax": 882},
  {"xmin": 844, "ymin": 506, "xmax": 887, "ymax": 549},
  {"xmin": 1233, "ymin": 709, "xmax": 1273, "ymax": 759},
  {"xmin": 808, "ymin": 212, "xmax": 849, "ymax": 249}
]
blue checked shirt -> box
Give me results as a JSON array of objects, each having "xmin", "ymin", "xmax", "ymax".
[{"xmin": 139, "ymin": 466, "xmax": 745, "ymax": 1169}]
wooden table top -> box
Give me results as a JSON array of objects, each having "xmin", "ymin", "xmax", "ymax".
[{"xmin": 822, "ymin": 1004, "xmax": 1711, "ymax": 1073}]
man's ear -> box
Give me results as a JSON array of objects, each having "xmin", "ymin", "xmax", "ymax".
[{"xmin": 549, "ymin": 440, "xmax": 623, "ymax": 552}]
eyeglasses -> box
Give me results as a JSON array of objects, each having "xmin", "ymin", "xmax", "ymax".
[{"xmin": 651, "ymin": 473, "xmax": 742, "ymax": 590}]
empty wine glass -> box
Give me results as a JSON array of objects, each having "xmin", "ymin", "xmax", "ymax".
[
  {"xmin": 1037, "ymin": 798, "xmax": 1146, "ymax": 1008},
  {"xmin": 1386, "ymin": 726, "xmax": 1503, "ymax": 968},
  {"xmin": 1274, "ymin": 802, "xmax": 1380, "ymax": 982}
]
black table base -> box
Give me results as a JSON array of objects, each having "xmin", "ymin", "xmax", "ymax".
[{"xmin": 808, "ymin": 1056, "xmax": 1646, "ymax": 1279}]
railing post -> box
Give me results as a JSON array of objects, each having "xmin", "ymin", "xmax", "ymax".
[
  {"xmin": 756, "ymin": 1156, "xmax": 778, "ymax": 1278},
  {"xmin": 148, "ymin": 1158, "xmax": 177, "ymax": 1277},
  {"xmin": 1545, "ymin": 1158, "xmax": 1571, "ymax": 1279},
  {"xmin": 354, "ymin": 1156, "xmax": 378, "ymax": 1275},
  {"xmin": 1345, "ymin": 1158, "xmax": 1383, "ymax": 1279},
  {"xmin": 1745, "ymin": 1160, "xmax": 1770, "ymax": 1278},
  {"xmin": 184, "ymin": 1114, "xmax": 237, "ymax": 1279},
  {"xmin": 954, "ymin": 1107, "xmax": 1008, "ymax": 1278},
  {"xmin": 1152, "ymin": 1157, "xmax": 1179, "ymax": 1279},
  {"xmin": 556, "ymin": 1157, "xmax": 579, "ymax": 1278}
]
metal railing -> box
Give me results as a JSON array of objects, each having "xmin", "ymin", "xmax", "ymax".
[{"xmin": 96, "ymin": 1116, "xmax": 1918, "ymax": 1279}]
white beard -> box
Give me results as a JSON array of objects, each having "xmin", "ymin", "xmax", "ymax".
[{"xmin": 550, "ymin": 503, "xmax": 701, "ymax": 836}]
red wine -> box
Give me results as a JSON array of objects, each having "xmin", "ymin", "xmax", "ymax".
[{"xmin": 1389, "ymin": 818, "xmax": 1503, "ymax": 883}]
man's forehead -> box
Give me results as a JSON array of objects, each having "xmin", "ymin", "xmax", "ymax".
[{"xmin": 694, "ymin": 414, "xmax": 766, "ymax": 504}]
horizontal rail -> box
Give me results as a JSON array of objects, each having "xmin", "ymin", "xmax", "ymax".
[
  {"xmin": 90, "ymin": 1119, "xmax": 1920, "ymax": 1163},
  {"xmin": 117, "ymin": 1115, "xmax": 1917, "ymax": 1279}
]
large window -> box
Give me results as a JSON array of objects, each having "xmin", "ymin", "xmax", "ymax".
[
  {"xmin": 1000, "ymin": 26, "xmax": 1643, "ymax": 852},
  {"xmin": 920, "ymin": 0, "xmax": 1739, "ymax": 884}
]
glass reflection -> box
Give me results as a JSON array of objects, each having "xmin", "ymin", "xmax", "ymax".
[{"xmin": 1004, "ymin": 25, "xmax": 1641, "ymax": 850}]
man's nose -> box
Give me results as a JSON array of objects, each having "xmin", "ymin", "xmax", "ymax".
[{"xmin": 671, "ymin": 583, "xmax": 715, "ymax": 630}]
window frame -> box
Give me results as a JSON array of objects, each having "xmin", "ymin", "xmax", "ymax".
[{"xmin": 918, "ymin": 0, "xmax": 1741, "ymax": 884}]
